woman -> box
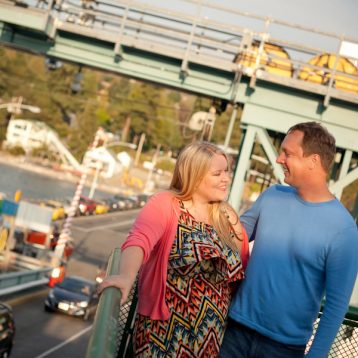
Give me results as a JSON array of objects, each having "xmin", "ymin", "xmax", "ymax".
[{"xmin": 98, "ymin": 141, "xmax": 249, "ymax": 357}]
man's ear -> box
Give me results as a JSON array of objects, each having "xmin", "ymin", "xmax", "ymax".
[{"xmin": 309, "ymin": 154, "xmax": 320, "ymax": 170}]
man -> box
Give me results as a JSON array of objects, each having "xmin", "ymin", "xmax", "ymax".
[{"xmin": 220, "ymin": 122, "xmax": 358, "ymax": 358}]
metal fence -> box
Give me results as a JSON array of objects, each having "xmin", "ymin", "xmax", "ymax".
[
  {"xmin": 87, "ymin": 248, "xmax": 358, "ymax": 357},
  {"xmin": 306, "ymin": 310, "xmax": 358, "ymax": 357},
  {"xmin": 86, "ymin": 248, "xmax": 137, "ymax": 358}
]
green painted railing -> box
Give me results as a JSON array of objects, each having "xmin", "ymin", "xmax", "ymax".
[
  {"xmin": 344, "ymin": 305, "xmax": 358, "ymax": 326},
  {"xmin": 86, "ymin": 248, "xmax": 122, "ymax": 358},
  {"xmin": 87, "ymin": 248, "xmax": 358, "ymax": 357}
]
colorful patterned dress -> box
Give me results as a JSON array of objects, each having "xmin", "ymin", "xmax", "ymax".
[{"xmin": 134, "ymin": 202, "xmax": 245, "ymax": 357}]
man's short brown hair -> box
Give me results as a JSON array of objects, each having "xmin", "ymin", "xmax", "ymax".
[{"xmin": 287, "ymin": 122, "xmax": 336, "ymax": 172}]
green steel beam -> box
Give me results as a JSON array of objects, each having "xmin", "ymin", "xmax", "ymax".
[{"xmin": 0, "ymin": 22, "xmax": 236, "ymax": 100}]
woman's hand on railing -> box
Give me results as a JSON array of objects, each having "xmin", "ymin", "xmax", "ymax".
[{"xmin": 97, "ymin": 274, "xmax": 133, "ymax": 305}]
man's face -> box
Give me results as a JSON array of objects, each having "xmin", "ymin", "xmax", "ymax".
[{"xmin": 276, "ymin": 130, "xmax": 312, "ymax": 187}]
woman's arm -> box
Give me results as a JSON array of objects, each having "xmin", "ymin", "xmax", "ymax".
[{"xmin": 97, "ymin": 246, "xmax": 144, "ymax": 304}]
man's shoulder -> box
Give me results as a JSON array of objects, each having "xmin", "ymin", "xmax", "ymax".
[{"xmin": 263, "ymin": 184, "xmax": 295, "ymax": 197}]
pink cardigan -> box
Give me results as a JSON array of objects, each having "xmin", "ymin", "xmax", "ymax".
[
  {"xmin": 121, "ymin": 191, "xmax": 249, "ymax": 321},
  {"xmin": 121, "ymin": 191, "xmax": 180, "ymax": 320}
]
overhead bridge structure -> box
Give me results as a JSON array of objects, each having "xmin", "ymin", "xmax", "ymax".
[{"xmin": 0, "ymin": 0, "xmax": 357, "ymax": 211}]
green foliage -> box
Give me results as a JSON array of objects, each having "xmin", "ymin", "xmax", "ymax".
[
  {"xmin": 156, "ymin": 158, "xmax": 176, "ymax": 173},
  {"xmin": 6, "ymin": 145, "xmax": 25, "ymax": 156},
  {"xmin": 0, "ymin": 46, "xmax": 242, "ymax": 161},
  {"xmin": 31, "ymin": 144, "xmax": 61, "ymax": 162}
]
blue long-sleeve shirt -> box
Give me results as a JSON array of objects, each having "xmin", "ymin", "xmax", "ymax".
[{"xmin": 229, "ymin": 185, "xmax": 358, "ymax": 358}]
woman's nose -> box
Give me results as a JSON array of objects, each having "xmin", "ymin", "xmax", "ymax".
[{"xmin": 222, "ymin": 172, "xmax": 230, "ymax": 181}]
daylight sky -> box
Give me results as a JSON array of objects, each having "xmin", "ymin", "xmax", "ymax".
[
  {"xmin": 144, "ymin": 0, "xmax": 358, "ymax": 39},
  {"xmin": 219, "ymin": 0, "xmax": 358, "ymax": 37}
]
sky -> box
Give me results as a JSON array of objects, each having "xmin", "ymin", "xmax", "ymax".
[
  {"xmin": 144, "ymin": 0, "xmax": 358, "ymax": 40},
  {"xmin": 135, "ymin": 0, "xmax": 358, "ymax": 60},
  {"xmin": 219, "ymin": 0, "xmax": 358, "ymax": 38}
]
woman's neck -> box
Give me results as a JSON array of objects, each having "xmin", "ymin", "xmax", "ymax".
[{"xmin": 183, "ymin": 197, "xmax": 210, "ymax": 223}]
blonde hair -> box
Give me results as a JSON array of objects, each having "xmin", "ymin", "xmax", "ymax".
[{"xmin": 169, "ymin": 141, "xmax": 241, "ymax": 250}]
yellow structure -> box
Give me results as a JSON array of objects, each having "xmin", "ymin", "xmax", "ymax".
[
  {"xmin": 299, "ymin": 54, "xmax": 358, "ymax": 94},
  {"xmin": 235, "ymin": 42, "xmax": 293, "ymax": 78}
]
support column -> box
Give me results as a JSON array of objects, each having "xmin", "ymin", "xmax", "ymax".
[{"xmin": 229, "ymin": 125, "xmax": 256, "ymax": 212}]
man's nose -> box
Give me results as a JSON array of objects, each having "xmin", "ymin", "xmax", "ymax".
[{"xmin": 276, "ymin": 153, "xmax": 284, "ymax": 164}]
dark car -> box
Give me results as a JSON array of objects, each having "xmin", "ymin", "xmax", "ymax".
[
  {"xmin": 103, "ymin": 197, "xmax": 125, "ymax": 212},
  {"xmin": 113, "ymin": 194, "xmax": 135, "ymax": 210},
  {"xmin": 0, "ymin": 302, "xmax": 15, "ymax": 358},
  {"xmin": 44, "ymin": 276, "xmax": 98, "ymax": 320}
]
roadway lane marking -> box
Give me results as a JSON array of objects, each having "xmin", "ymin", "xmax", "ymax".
[
  {"xmin": 74, "ymin": 219, "xmax": 134, "ymax": 232},
  {"xmin": 34, "ymin": 325, "xmax": 93, "ymax": 358}
]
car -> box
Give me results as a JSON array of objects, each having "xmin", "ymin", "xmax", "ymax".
[
  {"xmin": 129, "ymin": 194, "xmax": 149, "ymax": 208},
  {"xmin": 45, "ymin": 200, "xmax": 66, "ymax": 221},
  {"xmin": 94, "ymin": 200, "xmax": 110, "ymax": 215},
  {"xmin": 0, "ymin": 302, "xmax": 15, "ymax": 358},
  {"xmin": 78, "ymin": 196, "xmax": 97, "ymax": 216},
  {"xmin": 113, "ymin": 194, "xmax": 135, "ymax": 210},
  {"xmin": 103, "ymin": 197, "xmax": 124, "ymax": 212},
  {"xmin": 61, "ymin": 198, "xmax": 81, "ymax": 217},
  {"xmin": 44, "ymin": 276, "xmax": 98, "ymax": 320}
]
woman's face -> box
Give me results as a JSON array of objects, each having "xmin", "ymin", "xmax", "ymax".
[{"xmin": 194, "ymin": 154, "xmax": 230, "ymax": 202}]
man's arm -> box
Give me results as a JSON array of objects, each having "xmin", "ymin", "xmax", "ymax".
[
  {"xmin": 240, "ymin": 193, "xmax": 264, "ymax": 241},
  {"xmin": 306, "ymin": 226, "xmax": 358, "ymax": 358}
]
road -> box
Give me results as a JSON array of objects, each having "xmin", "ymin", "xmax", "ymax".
[{"xmin": 6, "ymin": 209, "xmax": 139, "ymax": 358}]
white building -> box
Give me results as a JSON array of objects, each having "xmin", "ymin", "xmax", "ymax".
[
  {"xmin": 4, "ymin": 119, "xmax": 82, "ymax": 171},
  {"xmin": 5, "ymin": 119, "xmax": 124, "ymax": 178},
  {"xmin": 83, "ymin": 147, "xmax": 123, "ymax": 178}
]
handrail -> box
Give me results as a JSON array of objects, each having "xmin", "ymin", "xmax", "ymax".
[
  {"xmin": 0, "ymin": 267, "xmax": 51, "ymax": 296},
  {"xmin": 344, "ymin": 306, "xmax": 358, "ymax": 327},
  {"xmin": 88, "ymin": 248, "xmax": 358, "ymax": 357},
  {"xmin": 86, "ymin": 247, "xmax": 122, "ymax": 358},
  {"xmin": 0, "ymin": 0, "xmax": 357, "ymax": 104}
]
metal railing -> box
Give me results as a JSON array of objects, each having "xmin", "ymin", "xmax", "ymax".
[
  {"xmin": 86, "ymin": 248, "xmax": 137, "ymax": 358},
  {"xmin": 87, "ymin": 248, "xmax": 358, "ymax": 357},
  {"xmin": 0, "ymin": 267, "xmax": 51, "ymax": 296},
  {"xmin": 0, "ymin": 0, "xmax": 357, "ymax": 104},
  {"xmin": 306, "ymin": 306, "xmax": 358, "ymax": 357}
]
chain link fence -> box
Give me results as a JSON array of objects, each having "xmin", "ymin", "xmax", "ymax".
[
  {"xmin": 117, "ymin": 285, "xmax": 138, "ymax": 358},
  {"xmin": 306, "ymin": 316, "xmax": 358, "ymax": 357},
  {"xmin": 86, "ymin": 248, "xmax": 358, "ymax": 358}
]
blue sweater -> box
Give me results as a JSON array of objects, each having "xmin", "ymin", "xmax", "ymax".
[{"xmin": 229, "ymin": 185, "xmax": 358, "ymax": 358}]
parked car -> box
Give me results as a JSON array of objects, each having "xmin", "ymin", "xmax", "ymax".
[
  {"xmin": 113, "ymin": 194, "xmax": 135, "ymax": 210},
  {"xmin": 78, "ymin": 196, "xmax": 97, "ymax": 216},
  {"xmin": 45, "ymin": 200, "xmax": 66, "ymax": 221},
  {"xmin": 94, "ymin": 200, "xmax": 110, "ymax": 215},
  {"xmin": 138, "ymin": 194, "xmax": 150, "ymax": 207},
  {"xmin": 103, "ymin": 197, "xmax": 124, "ymax": 212},
  {"xmin": 44, "ymin": 276, "xmax": 98, "ymax": 320},
  {"xmin": 129, "ymin": 194, "xmax": 150, "ymax": 208},
  {"xmin": 0, "ymin": 302, "xmax": 15, "ymax": 357}
]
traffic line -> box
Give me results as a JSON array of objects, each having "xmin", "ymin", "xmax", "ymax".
[
  {"xmin": 34, "ymin": 325, "xmax": 93, "ymax": 358},
  {"xmin": 74, "ymin": 219, "xmax": 134, "ymax": 232}
]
